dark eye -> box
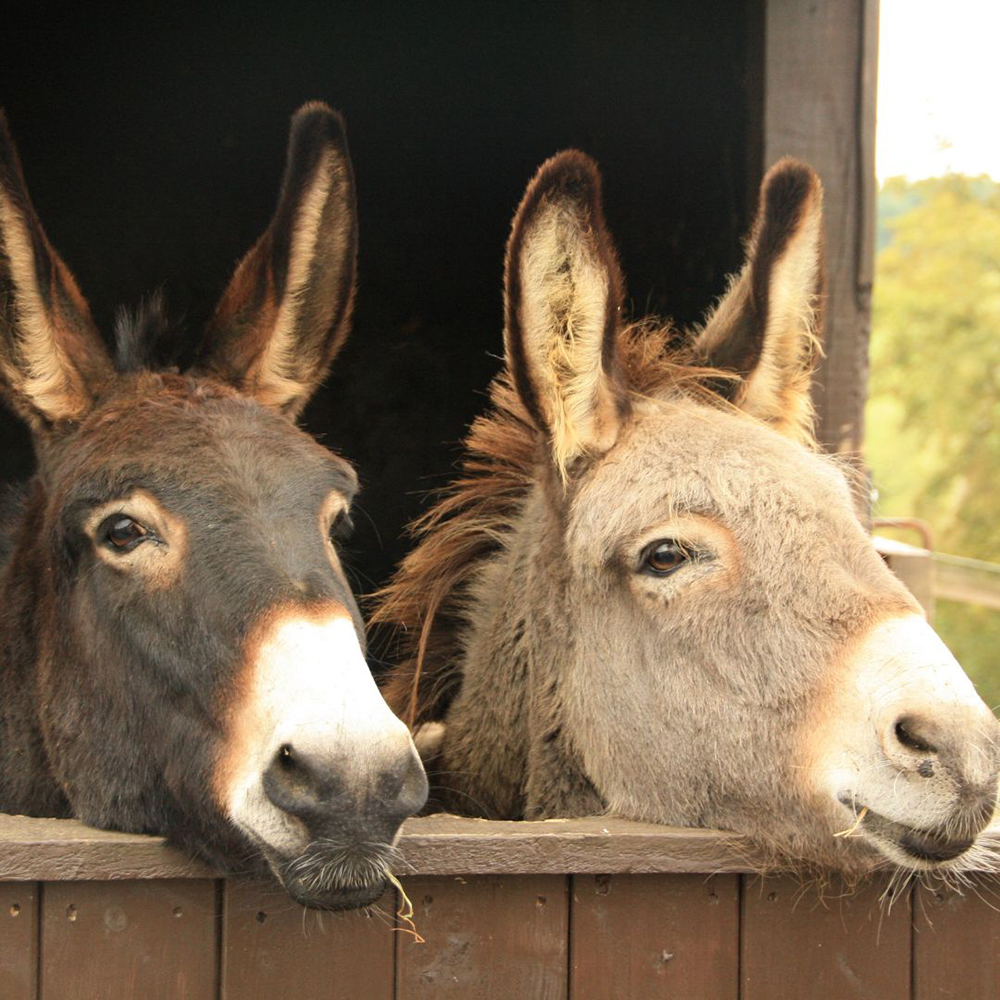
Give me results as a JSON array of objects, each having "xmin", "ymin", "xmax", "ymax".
[
  {"xmin": 640, "ymin": 539, "xmax": 692, "ymax": 577},
  {"xmin": 99, "ymin": 515, "xmax": 148, "ymax": 553},
  {"xmin": 329, "ymin": 507, "xmax": 354, "ymax": 541}
]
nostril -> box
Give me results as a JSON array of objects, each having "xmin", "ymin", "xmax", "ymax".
[
  {"xmin": 894, "ymin": 716, "xmax": 937, "ymax": 755},
  {"xmin": 397, "ymin": 752, "xmax": 429, "ymax": 815},
  {"xmin": 262, "ymin": 742, "xmax": 337, "ymax": 820}
]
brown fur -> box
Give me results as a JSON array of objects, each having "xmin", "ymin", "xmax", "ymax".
[{"xmin": 0, "ymin": 104, "xmax": 424, "ymax": 910}]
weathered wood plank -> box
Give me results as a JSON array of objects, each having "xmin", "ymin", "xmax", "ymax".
[
  {"xmin": 571, "ymin": 873, "xmax": 739, "ymax": 1000},
  {"xmin": 740, "ymin": 874, "xmax": 911, "ymax": 1000},
  {"xmin": 221, "ymin": 879, "xmax": 395, "ymax": 1000},
  {"xmin": 764, "ymin": 0, "xmax": 879, "ymax": 458},
  {"xmin": 0, "ymin": 814, "xmax": 214, "ymax": 881},
  {"xmin": 0, "ymin": 812, "xmax": 761, "ymax": 880},
  {"xmin": 0, "ymin": 881, "xmax": 37, "ymax": 1000},
  {"xmin": 396, "ymin": 816, "xmax": 759, "ymax": 875},
  {"xmin": 39, "ymin": 879, "xmax": 219, "ymax": 1000},
  {"xmin": 395, "ymin": 874, "xmax": 568, "ymax": 1000},
  {"xmin": 913, "ymin": 880, "xmax": 1000, "ymax": 999},
  {"xmin": 876, "ymin": 536, "xmax": 935, "ymax": 617}
]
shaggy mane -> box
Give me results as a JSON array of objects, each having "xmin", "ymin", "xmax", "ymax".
[
  {"xmin": 373, "ymin": 321, "xmax": 743, "ymax": 729},
  {"xmin": 113, "ymin": 291, "xmax": 182, "ymax": 374}
]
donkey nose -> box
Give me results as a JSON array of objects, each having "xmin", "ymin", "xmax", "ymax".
[
  {"xmin": 890, "ymin": 714, "xmax": 941, "ymax": 762},
  {"xmin": 881, "ymin": 707, "xmax": 1000, "ymax": 791},
  {"xmin": 262, "ymin": 740, "xmax": 428, "ymax": 837}
]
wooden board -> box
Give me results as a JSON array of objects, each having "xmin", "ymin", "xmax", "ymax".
[
  {"xmin": 740, "ymin": 874, "xmax": 911, "ymax": 1000},
  {"xmin": 571, "ymin": 873, "xmax": 739, "ymax": 1000},
  {"xmin": 395, "ymin": 874, "xmax": 568, "ymax": 1000},
  {"xmin": 0, "ymin": 814, "xmax": 214, "ymax": 881},
  {"xmin": 0, "ymin": 812, "xmax": 760, "ymax": 880},
  {"xmin": 39, "ymin": 879, "xmax": 219, "ymax": 1000},
  {"xmin": 0, "ymin": 881, "xmax": 37, "ymax": 1000},
  {"xmin": 221, "ymin": 879, "xmax": 395, "ymax": 1000},
  {"xmin": 913, "ymin": 880, "xmax": 1000, "ymax": 999}
]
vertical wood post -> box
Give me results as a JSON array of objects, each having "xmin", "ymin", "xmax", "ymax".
[{"xmin": 762, "ymin": 0, "xmax": 880, "ymax": 460}]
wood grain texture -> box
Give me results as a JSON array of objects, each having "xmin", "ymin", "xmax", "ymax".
[
  {"xmin": 913, "ymin": 880, "xmax": 1000, "ymax": 999},
  {"xmin": 571, "ymin": 873, "xmax": 739, "ymax": 1000},
  {"xmin": 0, "ymin": 881, "xmax": 37, "ymax": 1000},
  {"xmin": 764, "ymin": 0, "xmax": 879, "ymax": 458},
  {"xmin": 40, "ymin": 879, "xmax": 219, "ymax": 1000},
  {"xmin": 396, "ymin": 816, "xmax": 760, "ymax": 875},
  {"xmin": 221, "ymin": 879, "xmax": 395, "ymax": 1000},
  {"xmin": 395, "ymin": 874, "xmax": 568, "ymax": 1000},
  {"xmin": 0, "ymin": 814, "xmax": 214, "ymax": 881},
  {"xmin": 740, "ymin": 874, "xmax": 911, "ymax": 1000},
  {"xmin": 0, "ymin": 812, "xmax": 760, "ymax": 880}
]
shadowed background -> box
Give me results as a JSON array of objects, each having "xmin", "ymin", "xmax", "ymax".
[{"xmin": 1, "ymin": 1, "xmax": 758, "ymax": 651}]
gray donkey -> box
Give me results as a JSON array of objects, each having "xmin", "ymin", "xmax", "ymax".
[{"xmin": 376, "ymin": 151, "xmax": 1000, "ymax": 876}]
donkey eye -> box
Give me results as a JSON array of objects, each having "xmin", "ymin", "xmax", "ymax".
[
  {"xmin": 640, "ymin": 540, "xmax": 692, "ymax": 577},
  {"xmin": 99, "ymin": 515, "xmax": 149, "ymax": 553}
]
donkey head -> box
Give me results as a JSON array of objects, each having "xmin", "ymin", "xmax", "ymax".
[
  {"xmin": 500, "ymin": 152, "xmax": 1000, "ymax": 872},
  {"xmin": 0, "ymin": 104, "xmax": 426, "ymax": 908}
]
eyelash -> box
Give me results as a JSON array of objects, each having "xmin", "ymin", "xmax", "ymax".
[{"xmin": 329, "ymin": 508, "xmax": 354, "ymax": 540}]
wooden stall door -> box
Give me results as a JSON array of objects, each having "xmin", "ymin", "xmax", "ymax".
[
  {"xmin": 221, "ymin": 880, "xmax": 395, "ymax": 1000},
  {"xmin": 40, "ymin": 879, "xmax": 219, "ymax": 1000},
  {"xmin": 1, "ymin": 882, "xmax": 38, "ymax": 1000},
  {"xmin": 741, "ymin": 875, "xmax": 911, "ymax": 1000},
  {"xmin": 395, "ymin": 874, "xmax": 569, "ymax": 1000},
  {"xmin": 571, "ymin": 873, "xmax": 739, "ymax": 1000}
]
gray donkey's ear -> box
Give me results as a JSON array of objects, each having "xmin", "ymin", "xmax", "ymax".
[
  {"xmin": 503, "ymin": 150, "xmax": 628, "ymax": 478},
  {"xmin": 0, "ymin": 112, "xmax": 113, "ymax": 430},
  {"xmin": 694, "ymin": 158, "xmax": 825, "ymax": 444},
  {"xmin": 198, "ymin": 102, "xmax": 358, "ymax": 418}
]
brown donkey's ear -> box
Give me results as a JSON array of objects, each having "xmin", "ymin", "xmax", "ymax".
[
  {"xmin": 0, "ymin": 113, "xmax": 112, "ymax": 430},
  {"xmin": 504, "ymin": 150, "xmax": 628, "ymax": 477},
  {"xmin": 197, "ymin": 102, "xmax": 358, "ymax": 418},
  {"xmin": 693, "ymin": 158, "xmax": 824, "ymax": 443}
]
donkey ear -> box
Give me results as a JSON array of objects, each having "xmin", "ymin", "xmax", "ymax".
[
  {"xmin": 693, "ymin": 158, "xmax": 824, "ymax": 442},
  {"xmin": 504, "ymin": 150, "xmax": 628, "ymax": 476},
  {"xmin": 198, "ymin": 102, "xmax": 358, "ymax": 418},
  {"xmin": 0, "ymin": 113, "xmax": 112, "ymax": 430}
]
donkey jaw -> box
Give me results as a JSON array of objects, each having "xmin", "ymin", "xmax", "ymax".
[{"xmin": 834, "ymin": 795, "xmax": 988, "ymax": 869}]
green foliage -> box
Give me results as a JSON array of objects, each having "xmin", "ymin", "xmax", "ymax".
[{"xmin": 867, "ymin": 174, "xmax": 1000, "ymax": 704}]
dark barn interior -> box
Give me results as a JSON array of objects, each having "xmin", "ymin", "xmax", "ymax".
[{"xmin": 2, "ymin": 1, "xmax": 760, "ymax": 649}]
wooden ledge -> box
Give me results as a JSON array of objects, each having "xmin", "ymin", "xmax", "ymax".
[{"xmin": 0, "ymin": 812, "xmax": 760, "ymax": 881}]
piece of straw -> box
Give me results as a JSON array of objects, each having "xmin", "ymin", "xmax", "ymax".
[
  {"xmin": 387, "ymin": 872, "xmax": 425, "ymax": 944},
  {"xmin": 833, "ymin": 806, "xmax": 869, "ymax": 838}
]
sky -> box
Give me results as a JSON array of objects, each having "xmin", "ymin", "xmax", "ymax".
[{"xmin": 877, "ymin": 0, "xmax": 1000, "ymax": 180}]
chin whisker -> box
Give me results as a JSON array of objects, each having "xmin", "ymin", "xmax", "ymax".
[{"xmin": 281, "ymin": 838, "xmax": 398, "ymax": 898}]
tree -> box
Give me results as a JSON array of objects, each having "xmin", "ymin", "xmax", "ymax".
[{"xmin": 868, "ymin": 174, "xmax": 1000, "ymax": 708}]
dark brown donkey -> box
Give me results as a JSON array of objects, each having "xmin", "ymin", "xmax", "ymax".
[
  {"xmin": 0, "ymin": 104, "xmax": 426, "ymax": 910},
  {"xmin": 377, "ymin": 152, "xmax": 1000, "ymax": 878}
]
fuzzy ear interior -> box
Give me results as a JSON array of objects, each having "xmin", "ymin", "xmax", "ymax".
[
  {"xmin": 503, "ymin": 150, "xmax": 628, "ymax": 476},
  {"xmin": 197, "ymin": 101, "xmax": 358, "ymax": 418},
  {"xmin": 0, "ymin": 112, "xmax": 112, "ymax": 430},
  {"xmin": 693, "ymin": 158, "xmax": 825, "ymax": 443}
]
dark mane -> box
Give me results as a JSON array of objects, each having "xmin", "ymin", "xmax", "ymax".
[
  {"xmin": 113, "ymin": 291, "xmax": 180, "ymax": 373},
  {"xmin": 373, "ymin": 322, "xmax": 727, "ymax": 728}
]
